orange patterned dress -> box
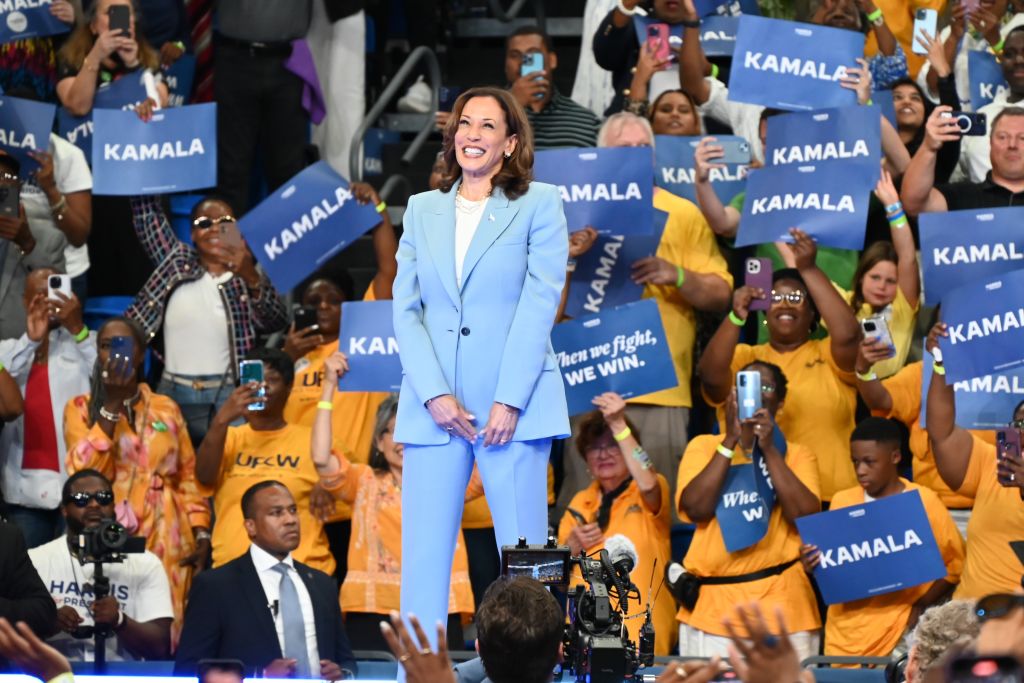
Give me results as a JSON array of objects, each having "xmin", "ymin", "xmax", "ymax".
[{"xmin": 64, "ymin": 383, "xmax": 211, "ymax": 645}]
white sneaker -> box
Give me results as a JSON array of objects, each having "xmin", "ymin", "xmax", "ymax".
[{"xmin": 397, "ymin": 75, "xmax": 433, "ymax": 113}]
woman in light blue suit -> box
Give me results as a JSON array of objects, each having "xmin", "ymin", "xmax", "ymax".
[{"xmin": 393, "ymin": 86, "xmax": 570, "ymax": 646}]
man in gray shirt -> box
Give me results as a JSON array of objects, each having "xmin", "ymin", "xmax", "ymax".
[{"xmin": 214, "ymin": 0, "xmax": 313, "ymax": 213}]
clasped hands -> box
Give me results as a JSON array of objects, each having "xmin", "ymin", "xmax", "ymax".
[{"xmin": 426, "ymin": 394, "xmax": 518, "ymax": 447}]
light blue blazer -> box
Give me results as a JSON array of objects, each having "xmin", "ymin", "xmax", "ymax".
[{"xmin": 393, "ymin": 180, "xmax": 571, "ymax": 446}]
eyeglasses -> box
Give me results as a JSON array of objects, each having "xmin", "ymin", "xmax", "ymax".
[
  {"xmin": 65, "ymin": 490, "xmax": 114, "ymax": 508},
  {"xmin": 761, "ymin": 383, "xmax": 777, "ymax": 394},
  {"xmin": 975, "ymin": 593, "xmax": 1024, "ymax": 622},
  {"xmin": 770, "ymin": 290, "xmax": 806, "ymax": 305},
  {"xmin": 1009, "ymin": 419, "xmax": 1024, "ymax": 429},
  {"xmin": 192, "ymin": 215, "xmax": 236, "ymax": 230}
]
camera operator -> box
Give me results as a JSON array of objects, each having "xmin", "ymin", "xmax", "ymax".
[
  {"xmin": 902, "ymin": 106, "xmax": 1024, "ymax": 215},
  {"xmin": 27, "ymin": 469, "xmax": 172, "ymax": 662}
]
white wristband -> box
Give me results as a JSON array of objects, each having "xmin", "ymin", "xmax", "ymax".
[{"xmin": 616, "ymin": 0, "xmax": 647, "ymax": 16}]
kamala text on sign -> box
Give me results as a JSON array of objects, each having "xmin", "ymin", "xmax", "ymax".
[
  {"xmin": 0, "ymin": 0, "xmax": 70, "ymax": 42},
  {"xmin": 654, "ymin": 135, "xmax": 748, "ymax": 205},
  {"xmin": 0, "ymin": 95, "xmax": 56, "ymax": 177},
  {"xmin": 919, "ymin": 350, "xmax": 1024, "ymax": 430},
  {"xmin": 338, "ymin": 300, "xmax": 403, "ymax": 393}
]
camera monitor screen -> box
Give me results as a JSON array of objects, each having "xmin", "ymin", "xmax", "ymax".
[{"xmin": 501, "ymin": 546, "xmax": 571, "ymax": 587}]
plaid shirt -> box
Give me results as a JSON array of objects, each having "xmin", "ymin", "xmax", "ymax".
[
  {"xmin": 869, "ymin": 43, "xmax": 910, "ymax": 91},
  {"xmin": 126, "ymin": 196, "xmax": 288, "ymax": 376}
]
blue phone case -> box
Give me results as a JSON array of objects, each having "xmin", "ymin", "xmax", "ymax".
[
  {"xmin": 239, "ymin": 360, "xmax": 266, "ymax": 411},
  {"xmin": 109, "ymin": 336, "xmax": 134, "ymax": 365},
  {"xmin": 737, "ymin": 370, "xmax": 762, "ymax": 421}
]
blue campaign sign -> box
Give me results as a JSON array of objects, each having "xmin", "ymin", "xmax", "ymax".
[
  {"xmin": 57, "ymin": 72, "xmax": 149, "ymax": 164},
  {"xmin": 338, "ymin": 300, "xmax": 402, "ymax": 393},
  {"xmin": 796, "ymin": 489, "xmax": 947, "ymax": 604},
  {"xmin": 632, "ymin": 14, "xmax": 738, "ymax": 58},
  {"xmin": 695, "ymin": 0, "xmax": 760, "ymax": 18},
  {"xmin": 551, "ymin": 299, "xmax": 678, "ymax": 415},
  {"xmin": 362, "ymin": 127, "xmax": 400, "ymax": 177},
  {"xmin": 0, "ymin": 95, "xmax": 54, "ymax": 177},
  {"xmin": 654, "ymin": 134, "xmax": 749, "ymax": 204},
  {"xmin": 921, "ymin": 349, "xmax": 1024, "ymax": 430},
  {"xmin": 968, "ymin": 51, "xmax": 1007, "ymax": 112},
  {"xmin": 735, "ymin": 161, "xmax": 873, "ymax": 249},
  {"xmin": 0, "ymin": 0, "xmax": 71, "ymax": 42},
  {"xmin": 91, "ymin": 103, "xmax": 216, "ymax": 195},
  {"xmin": 715, "ymin": 464, "xmax": 773, "ymax": 552},
  {"xmin": 765, "ymin": 106, "xmax": 881, "ymax": 176},
  {"xmin": 534, "ymin": 147, "xmax": 654, "ymax": 235},
  {"xmin": 919, "ymin": 207, "xmax": 1024, "ymax": 304},
  {"xmin": 563, "ymin": 210, "xmax": 667, "ymax": 318},
  {"xmin": 240, "ymin": 161, "xmax": 383, "ymax": 293},
  {"xmin": 729, "ymin": 16, "xmax": 863, "ymax": 111},
  {"xmin": 164, "ymin": 54, "xmax": 196, "ymax": 108},
  {"xmin": 874, "ymin": 89, "xmax": 898, "ymax": 130},
  {"xmin": 939, "ymin": 269, "xmax": 1024, "ymax": 383}
]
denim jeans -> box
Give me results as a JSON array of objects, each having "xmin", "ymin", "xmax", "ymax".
[
  {"xmin": 5, "ymin": 505, "xmax": 64, "ymax": 548},
  {"xmin": 156, "ymin": 373, "xmax": 232, "ymax": 449}
]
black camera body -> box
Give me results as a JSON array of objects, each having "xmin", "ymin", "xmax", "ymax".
[
  {"xmin": 71, "ymin": 519, "xmax": 146, "ymax": 564},
  {"xmin": 501, "ymin": 538, "xmax": 654, "ymax": 683}
]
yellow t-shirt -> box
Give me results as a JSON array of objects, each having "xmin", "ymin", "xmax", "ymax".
[
  {"xmin": 953, "ymin": 436, "xmax": 1024, "ymax": 599},
  {"xmin": 675, "ymin": 435, "xmax": 822, "ymax": 637},
  {"xmin": 863, "ymin": 0, "xmax": 944, "ymax": 77},
  {"xmin": 557, "ymin": 476, "xmax": 677, "ymax": 656},
  {"xmin": 629, "ymin": 189, "xmax": 732, "ymax": 408},
  {"xmin": 824, "ymin": 481, "xmax": 965, "ymax": 658},
  {"xmin": 211, "ymin": 423, "xmax": 350, "ymax": 575},
  {"xmin": 283, "ymin": 286, "xmax": 389, "ymax": 523},
  {"xmin": 837, "ymin": 284, "xmax": 918, "ymax": 379},
  {"xmin": 710, "ymin": 339, "xmax": 858, "ymax": 501},
  {"xmin": 330, "ymin": 463, "xmax": 475, "ymax": 616},
  {"xmin": 878, "ymin": 362, "xmax": 980, "ymax": 509}
]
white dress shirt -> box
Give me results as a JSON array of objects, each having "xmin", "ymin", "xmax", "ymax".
[
  {"xmin": 249, "ymin": 544, "xmax": 320, "ymax": 671},
  {"xmin": 454, "ymin": 194, "xmax": 487, "ymax": 287}
]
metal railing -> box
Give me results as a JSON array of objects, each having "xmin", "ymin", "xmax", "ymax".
[{"xmin": 349, "ymin": 46, "xmax": 442, "ymax": 185}]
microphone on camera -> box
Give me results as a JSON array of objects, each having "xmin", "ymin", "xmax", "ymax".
[{"xmin": 603, "ymin": 534, "xmax": 640, "ymax": 610}]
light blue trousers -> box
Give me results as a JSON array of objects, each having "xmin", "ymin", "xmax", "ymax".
[{"xmin": 399, "ymin": 438, "xmax": 551, "ymax": 652}]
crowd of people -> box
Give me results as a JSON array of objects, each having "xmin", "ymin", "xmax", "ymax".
[{"xmin": 0, "ymin": 0, "xmax": 1023, "ymax": 681}]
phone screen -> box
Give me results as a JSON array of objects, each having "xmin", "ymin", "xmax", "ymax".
[{"xmin": 239, "ymin": 360, "xmax": 266, "ymax": 411}]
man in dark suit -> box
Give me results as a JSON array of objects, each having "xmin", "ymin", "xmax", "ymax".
[
  {"xmin": 0, "ymin": 521, "xmax": 57, "ymax": 671},
  {"xmin": 175, "ymin": 481, "xmax": 356, "ymax": 679}
]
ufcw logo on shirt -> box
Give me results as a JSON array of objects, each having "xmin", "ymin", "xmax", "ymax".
[{"xmin": 235, "ymin": 453, "xmax": 301, "ymax": 469}]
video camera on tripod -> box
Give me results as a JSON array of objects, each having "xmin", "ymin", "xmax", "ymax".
[{"xmin": 501, "ymin": 536, "xmax": 655, "ymax": 683}]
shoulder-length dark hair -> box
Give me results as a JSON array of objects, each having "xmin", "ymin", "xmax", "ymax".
[
  {"xmin": 59, "ymin": 0, "xmax": 159, "ymax": 73},
  {"xmin": 87, "ymin": 316, "xmax": 148, "ymax": 426},
  {"xmin": 851, "ymin": 241, "xmax": 898, "ymax": 313},
  {"xmin": 437, "ymin": 86, "xmax": 534, "ymax": 201}
]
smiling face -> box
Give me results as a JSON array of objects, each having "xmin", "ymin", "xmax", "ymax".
[
  {"xmin": 191, "ymin": 199, "xmax": 236, "ymax": 260},
  {"xmin": 654, "ymin": 0, "xmax": 688, "ymax": 23},
  {"xmin": 765, "ymin": 278, "xmax": 815, "ymax": 345},
  {"xmin": 1001, "ymin": 32, "xmax": 1024, "ymax": 95},
  {"xmin": 892, "ymin": 84, "xmax": 926, "ymax": 131},
  {"xmin": 851, "ymin": 439, "xmax": 901, "ymax": 498},
  {"xmin": 860, "ymin": 259, "xmax": 898, "ymax": 308},
  {"xmin": 584, "ymin": 431, "xmax": 630, "ymax": 491},
  {"xmin": 650, "ymin": 92, "xmax": 701, "ymax": 136},
  {"xmin": 454, "ymin": 96, "xmax": 517, "ymax": 180},
  {"xmin": 991, "ymin": 113, "xmax": 1024, "ymax": 182}
]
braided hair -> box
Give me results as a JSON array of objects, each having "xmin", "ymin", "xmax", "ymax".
[{"xmin": 86, "ymin": 317, "xmax": 147, "ymax": 427}]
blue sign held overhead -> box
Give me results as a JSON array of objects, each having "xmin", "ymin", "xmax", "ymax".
[
  {"xmin": 551, "ymin": 299, "xmax": 677, "ymax": 415},
  {"xmin": 0, "ymin": 95, "xmax": 55, "ymax": 177},
  {"xmin": 654, "ymin": 134, "xmax": 749, "ymax": 205},
  {"xmin": 695, "ymin": 0, "xmax": 760, "ymax": 18},
  {"xmin": 919, "ymin": 207, "xmax": 1024, "ymax": 304},
  {"xmin": 938, "ymin": 269, "xmax": 1024, "ymax": 383},
  {"xmin": 91, "ymin": 103, "xmax": 217, "ymax": 195},
  {"xmin": 735, "ymin": 161, "xmax": 873, "ymax": 250},
  {"xmin": 796, "ymin": 489, "xmax": 947, "ymax": 604},
  {"xmin": 338, "ymin": 300, "xmax": 402, "ymax": 393},
  {"xmin": 968, "ymin": 50, "xmax": 1007, "ymax": 112},
  {"xmin": 632, "ymin": 14, "xmax": 740, "ymax": 57},
  {"xmin": 765, "ymin": 105, "xmax": 881, "ymax": 176},
  {"xmin": 728, "ymin": 15, "xmax": 863, "ymax": 111},
  {"xmin": 0, "ymin": 0, "xmax": 71, "ymax": 42},
  {"xmin": 57, "ymin": 72, "xmax": 149, "ymax": 164},
  {"xmin": 240, "ymin": 161, "xmax": 383, "ymax": 293},
  {"xmin": 920, "ymin": 349, "xmax": 1024, "ymax": 430},
  {"xmin": 563, "ymin": 210, "xmax": 667, "ymax": 318},
  {"xmin": 533, "ymin": 146, "xmax": 654, "ymax": 236}
]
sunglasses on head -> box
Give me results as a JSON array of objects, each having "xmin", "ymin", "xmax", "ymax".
[
  {"xmin": 65, "ymin": 490, "xmax": 114, "ymax": 507},
  {"xmin": 770, "ymin": 290, "xmax": 806, "ymax": 305},
  {"xmin": 192, "ymin": 215, "xmax": 236, "ymax": 230},
  {"xmin": 975, "ymin": 593, "xmax": 1024, "ymax": 622}
]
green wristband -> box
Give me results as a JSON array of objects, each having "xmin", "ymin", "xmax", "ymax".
[
  {"xmin": 710, "ymin": 63, "xmax": 720, "ymax": 80},
  {"xmin": 74, "ymin": 326, "xmax": 89, "ymax": 343},
  {"xmin": 728, "ymin": 310, "xmax": 746, "ymax": 326},
  {"xmin": 866, "ymin": 8, "xmax": 883, "ymax": 22},
  {"xmin": 0, "ymin": 360, "xmax": 5, "ymax": 373},
  {"xmin": 675, "ymin": 266, "xmax": 685, "ymax": 288},
  {"xmin": 889, "ymin": 215, "xmax": 909, "ymax": 229}
]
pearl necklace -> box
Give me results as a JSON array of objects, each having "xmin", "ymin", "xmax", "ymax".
[{"xmin": 455, "ymin": 183, "xmax": 491, "ymax": 214}]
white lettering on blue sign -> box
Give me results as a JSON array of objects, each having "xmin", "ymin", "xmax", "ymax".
[
  {"xmin": 660, "ymin": 166, "xmax": 747, "ymax": 185},
  {"xmin": 103, "ymin": 138, "xmax": 205, "ymax": 161},
  {"xmin": 64, "ymin": 120, "xmax": 93, "ymax": 145},
  {"xmin": 980, "ymin": 83, "xmax": 1008, "ymax": 101},
  {"xmin": 770, "ymin": 140, "xmax": 870, "ymax": 165},
  {"xmin": 558, "ymin": 182, "xmax": 643, "ymax": 203},
  {"xmin": 953, "ymin": 374, "xmax": 1024, "ymax": 394},
  {"xmin": 741, "ymin": 51, "xmax": 849, "ymax": 81},
  {"xmin": 948, "ymin": 308, "xmax": 1024, "ymax": 344},
  {"xmin": 0, "ymin": 0, "xmax": 51, "ymax": 11},
  {"xmin": 348, "ymin": 336, "xmax": 399, "ymax": 355},
  {"xmin": 583, "ymin": 236, "xmax": 623, "ymax": 314},
  {"xmin": 0, "ymin": 129, "xmax": 35, "ymax": 149},
  {"xmin": 263, "ymin": 187, "xmax": 354, "ymax": 261},
  {"xmin": 750, "ymin": 192, "xmax": 855, "ymax": 214},
  {"xmin": 932, "ymin": 242, "xmax": 1024, "ymax": 266},
  {"xmin": 818, "ymin": 530, "xmax": 923, "ymax": 568}
]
